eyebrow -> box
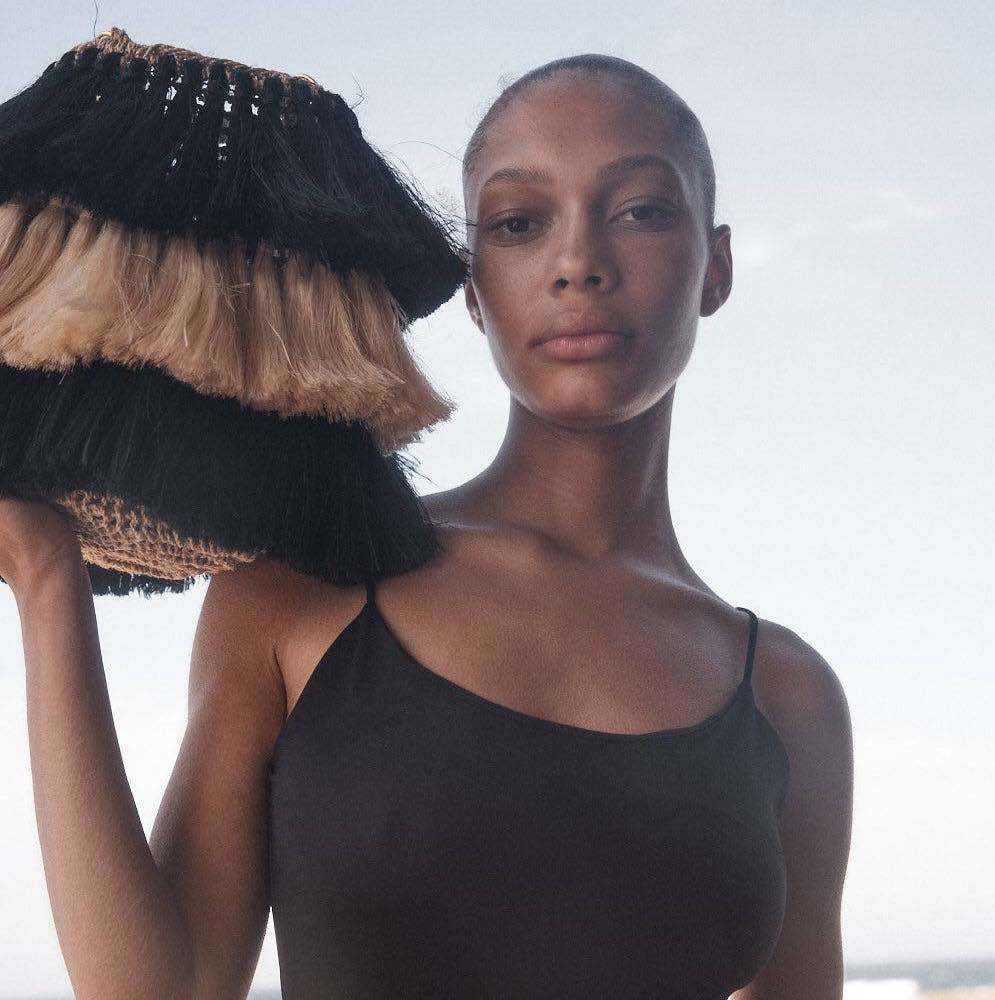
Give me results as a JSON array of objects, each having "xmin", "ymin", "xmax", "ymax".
[{"xmin": 479, "ymin": 152, "xmax": 682, "ymax": 193}]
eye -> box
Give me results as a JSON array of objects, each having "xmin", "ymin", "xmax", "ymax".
[
  {"xmin": 487, "ymin": 214, "xmax": 533, "ymax": 236},
  {"xmin": 484, "ymin": 203, "xmax": 676, "ymax": 242},
  {"xmin": 618, "ymin": 203, "xmax": 676, "ymax": 223}
]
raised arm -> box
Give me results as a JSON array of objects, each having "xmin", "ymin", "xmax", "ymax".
[{"xmin": 4, "ymin": 497, "xmax": 290, "ymax": 999}]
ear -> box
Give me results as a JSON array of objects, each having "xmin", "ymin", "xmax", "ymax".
[
  {"xmin": 701, "ymin": 224, "xmax": 732, "ymax": 318},
  {"xmin": 463, "ymin": 276, "xmax": 483, "ymax": 333}
]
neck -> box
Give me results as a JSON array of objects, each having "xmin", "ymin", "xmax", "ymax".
[{"xmin": 448, "ymin": 387, "xmax": 700, "ymax": 583}]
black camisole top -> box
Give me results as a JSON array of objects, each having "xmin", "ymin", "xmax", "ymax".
[{"xmin": 267, "ymin": 579, "xmax": 790, "ymax": 999}]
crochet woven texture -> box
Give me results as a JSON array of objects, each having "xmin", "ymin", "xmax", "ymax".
[{"xmin": 0, "ymin": 27, "xmax": 467, "ymax": 595}]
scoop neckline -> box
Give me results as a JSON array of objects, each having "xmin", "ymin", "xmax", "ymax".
[{"xmin": 365, "ymin": 597, "xmax": 754, "ymax": 744}]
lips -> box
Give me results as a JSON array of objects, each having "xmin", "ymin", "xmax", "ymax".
[
  {"xmin": 534, "ymin": 330, "xmax": 630, "ymax": 360},
  {"xmin": 533, "ymin": 318, "xmax": 630, "ymax": 346}
]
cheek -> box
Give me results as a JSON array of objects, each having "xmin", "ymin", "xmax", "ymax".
[
  {"xmin": 472, "ymin": 260, "xmax": 539, "ymax": 370},
  {"xmin": 624, "ymin": 260, "xmax": 705, "ymax": 369},
  {"xmin": 482, "ymin": 336, "xmax": 522, "ymax": 397},
  {"xmin": 632, "ymin": 231, "xmax": 705, "ymax": 296},
  {"xmin": 473, "ymin": 251, "xmax": 530, "ymax": 319}
]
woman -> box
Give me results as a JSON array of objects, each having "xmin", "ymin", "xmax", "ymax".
[{"xmin": 1, "ymin": 54, "xmax": 853, "ymax": 999}]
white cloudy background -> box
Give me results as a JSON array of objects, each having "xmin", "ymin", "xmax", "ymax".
[{"xmin": 1, "ymin": 1, "xmax": 992, "ymax": 996}]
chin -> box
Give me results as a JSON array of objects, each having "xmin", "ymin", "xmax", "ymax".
[{"xmin": 524, "ymin": 393, "xmax": 640, "ymax": 429}]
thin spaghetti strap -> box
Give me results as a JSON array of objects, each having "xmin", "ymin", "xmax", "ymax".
[{"xmin": 733, "ymin": 607, "xmax": 758, "ymax": 686}]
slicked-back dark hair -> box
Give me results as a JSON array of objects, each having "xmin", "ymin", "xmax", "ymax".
[{"xmin": 462, "ymin": 54, "xmax": 717, "ymax": 242}]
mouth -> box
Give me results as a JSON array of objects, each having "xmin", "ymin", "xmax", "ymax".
[
  {"xmin": 531, "ymin": 325, "xmax": 632, "ymax": 347},
  {"xmin": 533, "ymin": 330, "xmax": 631, "ymax": 360},
  {"xmin": 536, "ymin": 329, "xmax": 626, "ymax": 342}
]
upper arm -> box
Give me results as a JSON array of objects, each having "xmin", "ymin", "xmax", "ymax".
[
  {"xmin": 734, "ymin": 620, "xmax": 854, "ymax": 1000},
  {"xmin": 147, "ymin": 558, "xmax": 292, "ymax": 1000}
]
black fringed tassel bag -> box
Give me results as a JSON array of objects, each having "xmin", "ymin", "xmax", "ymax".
[{"xmin": 0, "ymin": 27, "xmax": 467, "ymax": 596}]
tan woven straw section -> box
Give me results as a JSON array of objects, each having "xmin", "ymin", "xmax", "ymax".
[
  {"xmin": 59, "ymin": 489, "xmax": 260, "ymax": 579},
  {"xmin": 0, "ymin": 196, "xmax": 457, "ymax": 455},
  {"xmin": 76, "ymin": 26, "xmax": 322, "ymax": 95}
]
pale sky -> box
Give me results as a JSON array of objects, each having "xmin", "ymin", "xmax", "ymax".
[{"xmin": 1, "ymin": 1, "xmax": 993, "ymax": 996}]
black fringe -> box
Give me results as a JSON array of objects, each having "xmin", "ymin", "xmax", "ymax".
[
  {"xmin": 0, "ymin": 35, "xmax": 468, "ymax": 324},
  {"xmin": 0, "ymin": 359, "xmax": 444, "ymax": 597}
]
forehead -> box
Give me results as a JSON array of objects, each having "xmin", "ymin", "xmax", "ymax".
[{"xmin": 464, "ymin": 74, "xmax": 694, "ymax": 205}]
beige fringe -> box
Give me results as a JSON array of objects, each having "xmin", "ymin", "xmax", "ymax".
[
  {"xmin": 59, "ymin": 490, "xmax": 259, "ymax": 579},
  {"xmin": 0, "ymin": 195, "xmax": 457, "ymax": 454}
]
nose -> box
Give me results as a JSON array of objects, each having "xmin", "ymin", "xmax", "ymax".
[
  {"xmin": 551, "ymin": 214, "xmax": 618, "ymax": 293},
  {"xmin": 554, "ymin": 273, "xmax": 602, "ymax": 289}
]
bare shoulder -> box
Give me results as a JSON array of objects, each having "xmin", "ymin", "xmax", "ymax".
[
  {"xmin": 742, "ymin": 614, "xmax": 854, "ymax": 989},
  {"xmin": 208, "ymin": 556, "xmax": 372, "ymax": 713},
  {"xmin": 201, "ymin": 555, "xmax": 326, "ymax": 662},
  {"xmin": 750, "ymin": 614, "xmax": 853, "ymax": 756},
  {"xmin": 192, "ymin": 557, "xmax": 310, "ymax": 722}
]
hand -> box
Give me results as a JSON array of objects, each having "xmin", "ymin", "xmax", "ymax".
[{"xmin": 0, "ymin": 495, "xmax": 85, "ymax": 594}]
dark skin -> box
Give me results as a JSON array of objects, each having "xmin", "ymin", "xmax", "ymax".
[
  {"xmin": 0, "ymin": 71, "xmax": 850, "ymax": 999},
  {"xmin": 275, "ymin": 73, "xmax": 853, "ymax": 997},
  {"xmin": 286, "ymin": 74, "xmax": 743, "ymax": 737},
  {"xmin": 453, "ymin": 74, "xmax": 729, "ymax": 577}
]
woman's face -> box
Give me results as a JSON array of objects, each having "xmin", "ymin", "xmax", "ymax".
[{"xmin": 462, "ymin": 72, "xmax": 730, "ymax": 430}]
